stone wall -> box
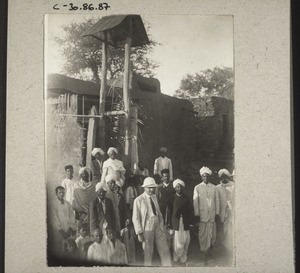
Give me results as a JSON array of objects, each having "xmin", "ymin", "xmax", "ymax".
[{"xmin": 194, "ymin": 96, "xmax": 234, "ymax": 159}]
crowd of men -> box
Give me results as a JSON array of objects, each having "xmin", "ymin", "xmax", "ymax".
[{"xmin": 48, "ymin": 146, "xmax": 235, "ymax": 266}]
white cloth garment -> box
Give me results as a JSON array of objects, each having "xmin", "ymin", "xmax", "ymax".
[
  {"xmin": 61, "ymin": 178, "xmax": 76, "ymax": 204},
  {"xmin": 199, "ymin": 166, "xmax": 212, "ymax": 176},
  {"xmin": 92, "ymin": 148, "xmax": 104, "ymax": 156},
  {"xmin": 132, "ymin": 192, "xmax": 172, "ymax": 266},
  {"xmin": 87, "ymin": 241, "xmax": 110, "ymax": 263},
  {"xmin": 101, "ymin": 158, "xmax": 125, "ymax": 185},
  {"xmin": 153, "ymin": 156, "xmax": 173, "ymax": 180},
  {"xmin": 50, "ymin": 199, "xmax": 77, "ymax": 255},
  {"xmin": 173, "ymin": 216, "xmax": 190, "ymax": 263}
]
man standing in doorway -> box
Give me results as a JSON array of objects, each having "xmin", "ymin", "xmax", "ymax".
[
  {"xmin": 132, "ymin": 177, "xmax": 172, "ymax": 266},
  {"xmin": 154, "ymin": 147, "xmax": 173, "ymax": 181},
  {"xmin": 193, "ymin": 166, "xmax": 219, "ymax": 261}
]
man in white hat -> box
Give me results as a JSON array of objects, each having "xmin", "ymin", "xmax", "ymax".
[
  {"xmin": 101, "ymin": 147, "xmax": 126, "ymax": 186},
  {"xmin": 193, "ymin": 166, "xmax": 220, "ymax": 260},
  {"xmin": 153, "ymin": 147, "xmax": 173, "ymax": 181},
  {"xmin": 91, "ymin": 148, "xmax": 105, "ymax": 182},
  {"xmin": 89, "ymin": 183, "xmax": 116, "ymax": 234},
  {"xmin": 132, "ymin": 177, "xmax": 172, "ymax": 266},
  {"xmin": 216, "ymin": 169, "xmax": 234, "ymax": 253}
]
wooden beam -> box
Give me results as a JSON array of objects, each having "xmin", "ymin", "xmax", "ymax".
[
  {"xmin": 123, "ymin": 17, "xmax": 132, "ymax": 164},
  {"xmin": 99, "ymin": 31, "xmax": 108, "ymax": 149},
  {"xmin": 58, "ymin": 110, "xmax": 126, "ymax": 118},
  {"xmin": 82, "ymin": 95, "xmax": 85, "ymax": 126}
]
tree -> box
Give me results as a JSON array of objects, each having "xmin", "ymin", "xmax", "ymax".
[
  {"xmin": 174, "ymin": 67, "xmax": 234, "ymax": 100},
  {"xmin": 54, "ymin": 19, "xmax": 159, "ymax": 83}
]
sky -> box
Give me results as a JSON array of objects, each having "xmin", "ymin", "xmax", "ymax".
[{"xmin": 45, "ymin": 14, "xmax": 233, "ymax": 96}]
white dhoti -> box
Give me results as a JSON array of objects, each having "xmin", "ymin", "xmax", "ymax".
[
  {"xmin": 173, "ymin": 217, "xmax": 190, "ymax": 263},
  {"xmin": 223, "ymin": 218, "xmax": 233, "ymax": 251},
  {"xmin": 198, "ymin": 221, "xmax": 216, "ymax": 252}
]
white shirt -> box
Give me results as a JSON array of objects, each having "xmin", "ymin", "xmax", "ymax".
[
  {"xmin": 144, "ymin": 192, "xmax": 158, "ymax": 218},
  {"xmin": 51, "ymin": 199, "xmax": 76, "ymax": 233},
  {"xmin": 87, "ymin": 241, "xmax": 110, "ymax": 263},
  {"xmin": 98, "ymin": 197, "xmax": 106, "ymax": 213},
  {"xmin": 153, "ymin": 156, "xmax": 173, "ymax": 180},
  {"xmin": 61, "ymin": 178, "xmax": 76, "ymax": 204}
]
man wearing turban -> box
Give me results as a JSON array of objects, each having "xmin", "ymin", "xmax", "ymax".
[
  {"xmin": 166, "ymin": 179, "xmax": 193, "ymax": 265},
  {"xmin": 193, "ymin": 166, "xmax": 220, "ymax": 261},
  {"xmin": 72, "ymin": 167, "xmax": 96, "ymax": 231},
  {"xmin": 91, "ymin": 148, "xmax": 105, "ymax": 182},
  {"xmin": 104, "ymin": 174, "xmax": 123, "ymax": 232},
  {"xmin": 100, "ymin": 147, "xmax": 126, "ymax": 187},
  {"xmin": 216, "ymin": 169, "xmax": 234, "ymax": 253},
  {"xmin": 89, "ymin": 183, "xmax": 116, "ymax": 234}
]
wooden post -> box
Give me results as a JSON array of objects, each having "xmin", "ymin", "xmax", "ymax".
[
  {"xmin": 130, "ymin": 105, "xmax": 139, "ymax": 171},
  {"xmin": 82, "ymin": 95, "xmax": 85, "ymax": 126},
  {"xmin": 86, "ymin": 106, "xmax": 98, "ymax": 170},
  {"xmin": 98, "ymin": 31, "xmax": 108, "ymax": 149},
  {"xmin": 123, "ymin": 17, "xmax": 132, "ymax": 165}
]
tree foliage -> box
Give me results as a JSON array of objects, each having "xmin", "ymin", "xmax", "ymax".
[
  {"xmin": 175, "ymin": 67, "xmax": 234, "ymax": 100},
  {"xmin": 55, "ymin": 19, "xmax": 159, "ymax": 83}
]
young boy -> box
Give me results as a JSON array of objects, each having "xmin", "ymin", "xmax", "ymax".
[
  {"xmin": 120, "ymin": 219, "xmax": 136, "ymax": 265},
  {"xmin": 49, "ymin": 186, "xmax": 77, "ymax": 256},
  {"xmin": 106, "ymin": 226, "xmax": 128, "ymax": 265},
  {"xmin": 61, "ymin": 165, "xmax": 76, "ymax": 204},
  {"xmin": 75, "ymin": 222, "xmax": 92, "ymax": 259},
  {"xmin": 125, "ymin": 177, "xmax": 138, "ymax": 217},
  {"xmin": 87, "ymin": 228, "xmax": 110, "ymax": 263},
  {"xmin": 65, "ymin": 238, "xmax": 79, "ymax": 259}
]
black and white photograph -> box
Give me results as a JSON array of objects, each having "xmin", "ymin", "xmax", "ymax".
[
  {"xmin": 45, "ymin": 14, "xmax": 235, "ymax": 267},
  {"xmin": 5, "ymin": 0, "xmax": 294, "ymax": 272}
]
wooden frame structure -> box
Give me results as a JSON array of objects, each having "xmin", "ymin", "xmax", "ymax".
[{"xmin": 62, "ymin": 15, "xmax": 150, "ymax": 169}]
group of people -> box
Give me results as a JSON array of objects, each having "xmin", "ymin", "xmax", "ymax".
[{"xmin": 48, "ymin": 146, "xmax": 234, "ymax": 266}]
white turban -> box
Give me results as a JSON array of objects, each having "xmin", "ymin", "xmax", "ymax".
[
  {"xmin": 79, "ymin": 166, "xmax": 90, "ymax": 176},
  {"xmin": 159, "ymin": 147, "xmax": 167, "ymax": 153},
  {"xmin": 92, "ymin": 148, "xmax": 104, "ymax": 156},
  {"xmin": 107, "ymin": 147, "xmax": 118, "ymax": 155},
  {"xmin": 173, "ymin": 179, "xmax": 185, "ymax": 188},
  {"xmin": 218, "ymin": 169, "xmax": 231, "ymax": 178},
  {"xmin": 105, "ymin": 173, "xmax": 118, "ymax": 184},
  {"xmin": 115, "ymin": 180, "xmax": 122, "ymax": 187},
  {"xmin": 199, "ymin": 166, "xmax": 212, "ymax": 176},
  {"xmin": 95, "ymin": 182, "xmax": 107, "ymax": 192}
]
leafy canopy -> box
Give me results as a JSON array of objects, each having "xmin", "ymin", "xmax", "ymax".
[
  {"xmin": 55, "ymin": 18, "xmax": 159, "ymax": 83},
  {"xmin": 175, "ymin": 67, "xmax": 234, "ymax": 100}
]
